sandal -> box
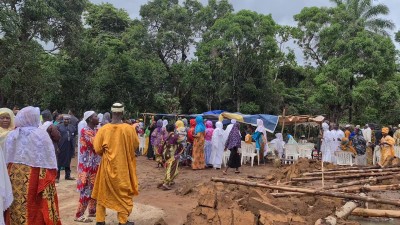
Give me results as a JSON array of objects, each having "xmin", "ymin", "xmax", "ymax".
[
  {"xmin": 74, "ymin": 216, "xmax": 93, "ymax": 223},
  {"xmin": 161, "ymin": 184, "xmax": 171, "ymax": 191}
]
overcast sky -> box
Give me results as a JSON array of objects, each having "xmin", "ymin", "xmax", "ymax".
[{"xmin": 90, "ymin": 0, "xmax": 400, "ymax": 63}]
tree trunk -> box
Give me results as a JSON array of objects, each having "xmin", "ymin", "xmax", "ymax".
[
  {"xmin": 336, "ymin": 184, "xmax": 400, "ymax": 193},
  {"xmin": 211, "ymin": 177, "xmax": 400, "ymax": 206}
]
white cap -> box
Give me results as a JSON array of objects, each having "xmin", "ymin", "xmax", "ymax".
[
  {"xmin": 111, "ymin": 103, "xmax": 124, "ymax": 113},
  {"xmin": 83, "ymin": 111, "xmax": 95, "ymax": 121},
  {"xmin": 345, "ymin": 124, "xmax": 351, "ymax": 128},
  {"xmin": 356, "ymin": 125, "xmax": 360, "ymax": 129}
]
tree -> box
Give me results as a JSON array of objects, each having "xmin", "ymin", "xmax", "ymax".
[
  {"xmin": 197, "ymin": 10, "xmax": 282, "ymax": 112},
  {"xmin": 294, "ymin": 1, "xmax": 397, "ymax": 123}
]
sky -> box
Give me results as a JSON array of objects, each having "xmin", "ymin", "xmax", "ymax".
[{"xmin": 89, "ymin": 0, "xmax": 400, "ymax": 63}]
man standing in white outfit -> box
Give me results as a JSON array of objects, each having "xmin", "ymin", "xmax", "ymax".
[
  {"xmin": 362, "ymin": 124, "xmax": 372, "ymax": 144},
  {"xmin": 330, "ymin": 124, "xmax": 344, "ymax": 164}
]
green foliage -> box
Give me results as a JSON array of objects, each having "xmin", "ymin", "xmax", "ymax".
[{"xmin": 0, "ymin": 0, "xmax": 399, "ymax": 127}]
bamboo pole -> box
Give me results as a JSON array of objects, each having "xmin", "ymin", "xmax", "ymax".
[
  {"xmin": 211, "ymin": 177, "xmax": 400, "ymax": 206},
  {"xmin": 351, "ymin": 208, "xmax": 400, "ymax": 218},
  {"xmin": 311, "ymin": 165, "xmax": 381, "ymax": 173},
  {"xmin": 336, "ymin": 184, "xmax": 400, "ymax": 193},
  {"xmin": 304, "ymin": 167, "xmax": 400, "ymax": 176},
  {"xmin": 291, "ymin": 172, "xmax": 396, "ymax": 182},
  {"xmin": 281, "ymin": 108, "xmax": 286, "ymax": 134},
  {"xmin": 323, "ymin": 174, "xmax": 400, "ymax": 190}
]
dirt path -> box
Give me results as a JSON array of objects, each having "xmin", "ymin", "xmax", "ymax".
[{"xmin": 57, "ymin": 156, "xmax": 270, "ymax": 225}]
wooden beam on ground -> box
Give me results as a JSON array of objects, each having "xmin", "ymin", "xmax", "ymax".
[
  {"xmin": 291, "ymin": 172, "xmax": 396, "ymax": 182},
  {"xmin": 211, "ymin": 177, "xmax": 400, "ymax": 207},
  {"xmin": 336, "ymin": 184, "xmax": 400, "ymax": 193},
  {"xmin": 351, "ymin": 208, "xmax": 400, "ymax": 218},
  {"xmin": 303, "ymin": 167, "xmax": 400, "ymax": 176}
]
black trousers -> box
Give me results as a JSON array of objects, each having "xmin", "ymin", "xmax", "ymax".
[{"xmin": 57, "ymin": 166, "xmax": 71, "ymax": 179}]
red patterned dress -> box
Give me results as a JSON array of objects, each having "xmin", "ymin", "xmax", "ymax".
[{"xmin": 75, "ymin": 126, "xmax": 101, "ymax": 218}]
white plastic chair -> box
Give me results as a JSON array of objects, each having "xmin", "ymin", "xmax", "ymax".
[
  {"xmin": 298, "ymin": 148, "xmax": 313, "ymax": 159},
  {"xmin": 223, "ymin": 150, "xmax": 231, "ymax": 167},
  {"xmin": 241, "ymin": 142, "xmax": 258, "ymax": 167},
  {"xmin": 284, "ymin": 144, "xmax": 299, "ymax": 164},
  {"xmin": 334, "ymin": 151, "xmax": 354, "ymax": 166},
  {"xmin": 395, "ymin": 146, "xmax": 400, "ymax": 158},
  {"xmin": 373, "ymin": 146, "xmax": 381, "ymax": 165},
  {"xmin": 139, "ymin": 136, "xmax": 145, "ymax": 154}
]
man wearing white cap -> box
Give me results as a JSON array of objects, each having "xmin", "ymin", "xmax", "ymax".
[
  {"xmin": 92, "ymin": 103, "xmax": 139, "ymax": 225},
  {"xmin": 75, "ymin": 111, "xmax": 100, "ymax": 223}
]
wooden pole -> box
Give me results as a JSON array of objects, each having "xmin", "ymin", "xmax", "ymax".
[
  {"xmin": 281, "ymin": 108, "xmax": 286, "ymax": 134},
  {"xmin": 311, "ymin": 165, "xmax": 381, "ymax": 173},
  {"xmin": 303, "ymin": 167, "xmax": 400, "ymax": 176},
  {"xmin": 351, "ymin": 208, "xmax": 400, "ymax": 218},
  {"xmin": 291, "ymin": 171, "xmax": 397, "ymax": 182},
  {"xmin": 211, "ymin": 177, "xmax": 400, "ymax": 206},
  {"xmin": 336, "ymin": 184, "xmax": 400, "ymax": 193},
  {"xmin": 323, "ymin": 174, "xmax": 400, "ymax": 190}
]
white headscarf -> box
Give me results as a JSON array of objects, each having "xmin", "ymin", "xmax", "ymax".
[
  {"xmin": 162, "ymin": 119, "xmax": 168, "ymax": 128},
  {"xmin": 6, "ymin": 106, "xmax": 57, "ymax": 169},
  {"xmin": 270, "ymin": 133, "xmax": 285, "ymax": 156}
]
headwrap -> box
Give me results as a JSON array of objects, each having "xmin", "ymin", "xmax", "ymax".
[
  {"xmin": 83, "ymin": 111, "xmax": 96, "ymax": 122},
  {"xmin": 206, "ymin": 120, "xmax": 213, "ymax": 128},
  {"xmin": 6, "ymin": 106, "xmax": 57, "ymax": 169},
  {"xmin": 0, "ymin": 108, "xmax": 15, "ymax": 145},
  {"xmin": 162, "ymin": 119, "xmax": 168, "ymax": 128},
  {"xmin": 97, "ymin": 113, "xmax": 104, "ymax": 124},
  {"xmin": 189, "ymin": 119, "xmax": 196, "ymax": 128},
  {"xmin": 205, "ymin": 120, "xmax": 214, "ymax": 141},
  {"xmin": 322, "ymin": 122, "xmax": 329, "ymax": 131},
  {"xmin": 255, "ymin": 119, "xmax": 265, "ymax": 133},
  {"xmin": 225, "ymin": 123, "xmax": 241, "ymax": 149},
  {"xmin": 182, "ymin": 118, "xmax": 188, "ymax": 127},
  {"xmin": 111, "ymin": 102, "xmax": 124, "ymax": 113},
  {"xmin": 156, "ymin": 119, "xmax": 163, "ymax": 132},
  {"xmin": 382, "ymin": 127, "xmax": 389, "ymax": 134},
  {"xmin": 175, "ymin": 120, "xmax": 184, "ymax": 129},
  {"xmin": 102, "ymin": 112, "xmax": 111, "ymax": 124},
  {"xmin": 274, "ymin": 133, "xmax": 284, "ymax": 152},
  {"xmin": 195, "ymin": 116, "xmax": 206, "ymax": 134},
  {"xmin": 63, "ymin": 114, "xmax": 71, "ymax": 120}
]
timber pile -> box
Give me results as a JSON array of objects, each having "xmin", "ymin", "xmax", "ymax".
[{"xmin": 184, "ymin": 159, "xmax": 400, "ymax": 225}]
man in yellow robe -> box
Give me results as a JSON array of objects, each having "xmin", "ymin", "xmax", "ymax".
[
  {"xmin": 379, "ymin": 127, "xmax": 395, "ymax": 166},
  {"xmin": 92, "ymin": 103, "xmax": 139, "ymax": 225}
]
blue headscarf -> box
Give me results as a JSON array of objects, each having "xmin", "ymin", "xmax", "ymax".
[{"xmin": 195, "ymin": 116, "xmax": 205, "ymax": 134}]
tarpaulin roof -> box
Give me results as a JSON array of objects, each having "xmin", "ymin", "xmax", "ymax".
[
  {"xmin": 220, "ymin": 112, "xmax": 279, "ymax": 133},
  {"xmin": 278, "ymin": 115, "xmax": 325, "ymax": 125}
]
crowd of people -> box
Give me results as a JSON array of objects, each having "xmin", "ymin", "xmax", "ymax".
[
  {"xmin": 1, "ymin": 103, "xmax": 399, "ymax": 225},
  {"xmin": 0, "ymin": 103, "xmax": 138, "ymax": 225},
  {"xmin": 320, "ymin": 122, "xmax": 397, "ymax": 166}
]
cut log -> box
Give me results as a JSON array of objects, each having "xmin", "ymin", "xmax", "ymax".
[
  {"xmin": 336, "ymin": 184, "xmax": 400, "ymax": 193},
  {"xmin": 323, "ymin": 174, "xmax": 400, "ymax": 189},
  {"xmin": 304, "ymin": 167, "xmax": 400, "ymax": 176},
  {"xmin": 351, "ymin": 208, "xmax": 400, "ymax": 218},
  {"xmin": 211, "ymin": 177, "xmax": 400, "ymax": 206},
  {"xmin": 315, "ymin": 193, "xmax": 366, "ymax": 225},
  {"xmin": 291, "ymin": 171, "xmax": 396, "ymax": 182},
  {"xmin": 247, "ymin": 175, "xmax": 265, "ymax": 179}
]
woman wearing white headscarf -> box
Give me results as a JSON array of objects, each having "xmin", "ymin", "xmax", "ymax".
[
  {"xmin": 5, "ymin": 106, "xmax": 61, "ymax": 225},
  {"xmin": 255, "ymin": 119, "xmax": 269, "ymax": 158},
  {"xmin": 321, "ymin": 122, "xmax": 333, "ymax": 163},
  {"xmin": 270, "ymin": 133, "xmax": 285, "ymax": 158},
  {"xmin": 211, "ymin": 122, "xmax": 225, "ymax": 169},
  {"xmin": 0, "ymin": 108, "xmax": 15, "ymax": 225}
]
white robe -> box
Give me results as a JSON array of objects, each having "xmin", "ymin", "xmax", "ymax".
[
  {"xmin": 362, "ymin": 127, "xmax": 372, "ymax": 143},
  {"xmin": 77, "ymin": 120, "xmax": 87, "ymax": 171},
  {"xmin": 330, "ymin": 129, "xmax": 344, "ymax": 164},
  {"xmin": 321, "ymin": 129, "xmax": 333, "ymax": 163},
  {"xmin": 0, "ymin": 146, "xmax": 13, "ymax": 225},
  {"xmin": 211, "ymin": 122, "xmax": 224, "ymax": 169}
]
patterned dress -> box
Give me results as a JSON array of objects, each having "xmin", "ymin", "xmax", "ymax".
[
  {"xmin": 192, "ymin": 132, "xmax": 205, "ymax": 170},
  {"xmin": 162, "ymin": 133, "xmax": 184, "ymax": 185},
  {"xmin": 75, "ymin": 126, "xmax": 101, "ymax": 218},
  {"xmin": 6, "ymin": 164, "xmax": 61, "ymax": 225},
  {"xmin": 151, "ymin": 128, "xmax": 167, "ymax": 165},
  {"xmin": 204, "ymin": 122, "xmax": 214, "ymax": 167}
]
